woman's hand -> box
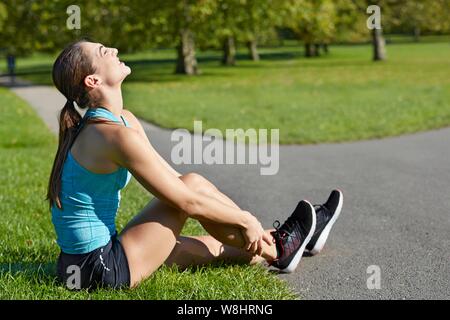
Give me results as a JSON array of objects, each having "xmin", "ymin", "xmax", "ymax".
[{"xmin": 241, "ymin": 211, "xmax": 272, "ymax": 256}]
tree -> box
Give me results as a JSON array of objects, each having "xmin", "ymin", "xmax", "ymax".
[
  {"xmin": 173, "ymin": 1, "xmax": 201, "ymax": 74},
  {"xmin": 0, "ymin": 2, "xmax": 6, "ymax": 29},
  {"xmin": 238, "ymin": 0, "xmax": 281, "ymax": 61},
  {"xmin": 81, "ymin": 0, "xmax": 150, "ymax": 53},
  {"xmin": 0, "ymin": 0, "xmax": 63, "ymax": 76},
  {"xmin": 138, "ymin": 0, "xmax": 215, "ymax": 75},
  {"xmin": 387, "ymin": 0, "xmax": 450, "ymax": 42},
  {"xmin": 199, "ymin": 0, "xmax": 281, "ymax": 65},
  {"xmin": 367, "ymin": 1, "xmax": 386, "ymax": 61},
  {"xmin": 282, "ymin": 0, "xmax": 337, "ymax": 57},
  {"xmin": 333, "ymin": 0, "xmax": 365, "ymax": 43},
  {"xmin": 351, "ymin": 0, "xmax": 392, "ymax": 61},
  {"xmin": 210, "ymin": 0, "xmax": 245, "ymax": 66}
]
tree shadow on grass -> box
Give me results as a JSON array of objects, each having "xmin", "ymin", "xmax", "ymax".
[
  {"xmin": 0, "ymin": 49, "xmax": 308, "ymax": 85},
  {"xmin": 0, "ymin": 70, "xmax": 53, "ymax": 87},
  {"xmin": 0, "ymin": 261, "xmax": 59, "ymax": 288},
  {"xmin": 0, "ymin": 48, "xmax": 373, "ymax": 87},
  {"xmin": 0, "ymin": 262, "xmax": 56, "ymax": 274}
]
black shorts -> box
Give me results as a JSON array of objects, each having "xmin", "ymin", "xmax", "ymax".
[{"xmin": 56, "ymin": 234, "xmax": 130, "ymax": 290}]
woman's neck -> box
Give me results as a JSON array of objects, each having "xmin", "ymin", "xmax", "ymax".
[{"xmin": 96, "ymin": 86, "xmax": 124, "ymax": 118}]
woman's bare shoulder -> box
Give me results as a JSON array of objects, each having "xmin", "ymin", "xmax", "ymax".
[
  {"xmin": 107, "ymin": 124, "xmax": 151, "ymax": 168},
  {"xmin": 121, "ymin": 109, "xmax": 148, "ymax": 138},
  {"xmin": 122, "ymin": 109, "xmax": 140, "ymax": 126}
]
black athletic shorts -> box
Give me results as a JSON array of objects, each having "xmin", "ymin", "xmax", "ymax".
[{"xmin": 56, "ymin": 234, "xmax": 130, "ymax": 290}]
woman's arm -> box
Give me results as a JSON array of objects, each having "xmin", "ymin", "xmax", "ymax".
[
  {"xmin": 110, "ymin": 120, "xmax": 271, "ymax": 252},
  {"xmin": 109, "ymin": 127, "xmax": 250, "ymax": 228},
  {"xmin": 122, "ymin": 109, "xmax": 182, "ymax": 178}
]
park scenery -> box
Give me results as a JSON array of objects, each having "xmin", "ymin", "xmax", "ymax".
[{"xmin": 0, "ymin": 0, "xmax": 449, "ymax": 300}]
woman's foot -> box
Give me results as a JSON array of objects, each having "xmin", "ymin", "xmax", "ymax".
[
  {"xmin": 269, "ymin": 200, "xmax": 316, "ymax": 273},
  {"xmin": 306, "ymin": 189, "xmax": 343, "ymax": 255}
]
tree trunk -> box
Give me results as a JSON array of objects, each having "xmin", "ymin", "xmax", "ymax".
[
  {"xmin": 175, "ymin": 29, "xmax": 199, "ymax": 75},
  {"xmin": 6, "ymin": 54, "xmax": 16, "ymax": 84},
  {"xmin": 222, "ymin": 36, "xmax": 236, "ymax": 66},
  {"xmin": 413, "ymin": 26, "xmax": 421, "ymax": 42},
  {"xmin": 314, "ymin": 43, "xmax": 321, "ymax": 57},
  {"xmin": 304, "ymin": 43, "xmax": 316, "ymax": 57},
  {"xmin": 322, "ymin": 43, "xmax": 329, "ymax": 54},
  {"xmin": 7, "ymin": 54, "xmax": 16, "ymax": 76},
  {"xmin": 372, "ymin": 28, "xmax": 386, "ymax": 61},
  {"xmin": 247, "ymin": 40, "xmax": 259, "ymax": 61}
]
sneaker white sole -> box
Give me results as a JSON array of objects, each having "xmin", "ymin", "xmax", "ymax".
[
  {"xmin": 280, "ymin": 200, "xmax": 317, "ymax": 273},
  {"xmin": 309, "ymin": 190, "xmax": 343, "ymax": 255}
]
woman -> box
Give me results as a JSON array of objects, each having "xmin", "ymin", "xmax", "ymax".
[{"xmin": 48, "ymin": 40, "xmax": 343, "ymax": 290}]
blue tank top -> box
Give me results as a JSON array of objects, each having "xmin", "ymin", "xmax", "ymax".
[{"xmin": 51, "ymin": 107, "xmax": 132, "ymax": 254}]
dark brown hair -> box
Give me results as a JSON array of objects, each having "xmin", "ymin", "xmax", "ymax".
[{"xmin": 47, "ymin": 40, "xmax": 98, "ymax": 209}]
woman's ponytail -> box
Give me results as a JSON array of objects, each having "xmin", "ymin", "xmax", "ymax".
[
  {"xmin": 47, "ymin": 100, "xmax": 82, "ymax": 209},
  {"xmin": 47, "ymin": 40, "xmax": 96, "ymax": 209}
]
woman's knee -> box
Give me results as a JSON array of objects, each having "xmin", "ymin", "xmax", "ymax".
[{"xmin": 180, "ymin": 172, "xmax": 218, "ymax": 195}]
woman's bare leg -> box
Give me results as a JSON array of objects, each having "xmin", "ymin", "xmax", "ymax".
[
  {"xmin": 164, "ymin": 230, "xmax": 274, "ymax": 270},
  {"xmin": 178, "ymin": 173, "xmax": 277, "ymax": 261},
  {"xmin": 194, "ymin": 194, "xmax": 277, "ymax": 262},
  {"xmin": 119, "ymin": 173, "xmax": 277, "ymax": 287},
  {"xmin": 119, "ymin": 198, "xmax": 189, "ymax": 287},
  {"xmin": 164, "ymin": 173, "xmax": 277, "ymax": 268}
]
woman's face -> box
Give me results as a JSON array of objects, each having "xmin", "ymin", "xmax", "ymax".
[{"xmin": 82, "ymin": 42, "xmax": 131, "ymax": 87}]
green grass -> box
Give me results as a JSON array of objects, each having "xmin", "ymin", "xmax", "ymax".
[
  {"xmin": 122, "ymin": 42, "xmax": 450, "ymax": 144},
  {"xmin": 2, "ymin": 40, "xmax": 449, "ymax": 144},
  {"xmin": 0, "ymin": 87, "xmax": 297, "ymax": 299},
  {"xmin": 384, "ymin": 34, "xmax": 450, "ymax": 44}
]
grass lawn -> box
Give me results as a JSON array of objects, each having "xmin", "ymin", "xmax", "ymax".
[
  {"xmin": 0, "ymin": 87, "xmax": 297, "ymax": 299},
  {"xmin": 2, "ymin": 41, "xmax": 449, "ymax": 144}
]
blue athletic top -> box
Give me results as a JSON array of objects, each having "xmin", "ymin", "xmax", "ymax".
[{"xmin": 51, "ymin": 107, "xmax": 132, "ymax": 254}]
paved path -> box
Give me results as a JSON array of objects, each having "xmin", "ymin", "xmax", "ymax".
[{"xmin": 3, "ymin": 78, "xmax": 449, "ymax": 299}]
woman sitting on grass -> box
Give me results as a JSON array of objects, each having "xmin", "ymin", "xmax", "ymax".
[{"xmin": 48, "ymin": 40, "xmax": 343, "ymax": 289}]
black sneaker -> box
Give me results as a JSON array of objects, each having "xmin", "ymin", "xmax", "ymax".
[
  {"xmin": 306, "ymin": 189, "xmax": 343, "ymax": 255},
  {"xmin": 269, "ymin": 200, "xmax": 316, "ymax": 273}
]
